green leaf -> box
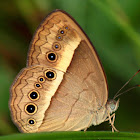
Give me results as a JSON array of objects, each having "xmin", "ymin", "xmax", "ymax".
[{"xmin": 0, "ymin": 131, "xmax": 140, "ymax": 140}]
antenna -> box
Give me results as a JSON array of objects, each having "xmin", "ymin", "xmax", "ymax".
[{"xmin": 113, "ymin": 69, "xmax": 140, "ymax": 100}]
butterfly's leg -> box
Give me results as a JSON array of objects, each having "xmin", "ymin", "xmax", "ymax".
[
  {"xmin": 107, "ymin": 112, "xmax": 119, "ymax": 132},
  {"xmin": 84, "ymin": 114, "xmax": 94, "ymax": 132},
  {"xmin": 105, "ymin": 113, "xmax": 114, "ymax": 122},
  {"xmin": 110, "ymin": 113, "xmax": 119, "ymax": 132}
]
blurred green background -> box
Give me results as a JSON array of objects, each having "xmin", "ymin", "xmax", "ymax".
[{"xmin": 0, "ymin": 0, "xmax": 140, "ymax": 136}]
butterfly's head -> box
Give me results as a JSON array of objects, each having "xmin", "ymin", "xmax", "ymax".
[{"xmin": 107, "ymin": 99, "xmax": 120, "ymax": 114}]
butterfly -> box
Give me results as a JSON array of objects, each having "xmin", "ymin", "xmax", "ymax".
[{"xmin": 9, "ymin": 9, "xmax": 119, "ymax": 133}]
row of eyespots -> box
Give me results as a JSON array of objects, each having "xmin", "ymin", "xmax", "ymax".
[
  {"xmin": 25, "ymin": 26, "xmax": 69, "ymax": 125},
  {"xmin": 45, "ymin": 25, "xmax": 69, "ymax": 64},
  {"xmin": 45, "ymin": 42, "xmax": 61, "ymax": 63},
  {"xmin": 25, "ymin": 70, "xmax": 57, "ymax": 125},
  {"xmin": 56, "ymin": 25, "xmax": 69, "ymax": 41}
]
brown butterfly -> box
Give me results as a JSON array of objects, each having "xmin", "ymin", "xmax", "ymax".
[{"xmin": 9, "ymin": 9, "xmax": 119, "ymax": 133}]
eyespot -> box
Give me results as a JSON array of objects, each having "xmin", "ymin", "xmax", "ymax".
[
  {"xmin": 38, "ymin": 76, "xmax": 45, "ymax": 83},
  {"xmin": 64, "ymin": 25, "xmax": 69, "ymax": 30},
  {"xmin": 52, "ymin": 42, "xmax": 61, "ymax": 51},
  {"xmin": 45, "ymin": 69, "xmax": 56, "ymax": 81},
  {"xmin": 56, "ymin": 35, "xmax": 63, "ymax": 41},
  {"xmin": 25, "ymin": 103, "xmax": 37, "ymax": 115},
  {"xmin": 58, "ymin": 28, "xmax": 66, "ymax": 36},
  {"xmin": 35, "ymin": 83, "xmax": 42, "ymax": 89},
  {"xmin": 28, "ymin": 118, "xmax": 36, "ymax": 125},
  {"xmin": 28, "ymin": 90, "xmax": 39, "ymax": 101},
  {"xmin": 46, "ymin": 51, "xmax": 57, "ymax": 62}
]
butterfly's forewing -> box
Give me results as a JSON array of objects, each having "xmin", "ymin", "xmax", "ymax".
[
  {"xmin": 27, "ymin": 10, "xmax": 81, "ymax": 72},
  {"xmin": 10, "ymin": 10, "xmax": 108, "ymax": 133}
]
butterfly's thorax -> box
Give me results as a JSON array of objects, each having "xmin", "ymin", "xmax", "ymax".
[
  {"xmin": 91, "ymin": 99, "xmax": 119, "ymax": 126},
  {"xmin": 91, "ymin": 105, "xmax": 108, "ymax": 126}
]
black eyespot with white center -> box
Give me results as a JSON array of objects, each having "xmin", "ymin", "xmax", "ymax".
[
  {"xmin": 56, "ymin": 35, "xmax": 63, "ymax": 41},
  {"xmin": 34, "ymin": 82, "xmax": 42, "ymax": 89},
  {"xmin": 38, "ymin": 76, "xmax": 45, "ymax": 83},
  {"xmin": 52, "ymin": 42, "xmax": 61, "ymax": 51},
  {"xmin": 46, "ymin": 52, "xmax": 57, "ymax": 62},
  {"xmin": 28, "ymin": 119, "xmax": 36, "ymax": 125},
  {"xmin": 25, "ymin": 103, "xmax": 37, "ymax": 115},
  {"xmin": 48, "ymin": 53, "xmax": 56, "ymax": 60},
  {"xmin": 58, "ymin": 28, "xmax": 66, "ymax": 36},
  {"xmin": 40, "ymin": 78, "xmax": 43, "ymax": 82},
  {"xmin": 26, "ymin": 105, "xmax": 35, "ymax": 113},
  {"xmin": 36, "ymin": 83, "xmax": 40, "ymax": 87},
  {"xmin": 64, "ymin": 25, "xmax": 69, "ymax": 30},
  {"xmin": 47, "ymin": 71, "xmax": 54, "ymax": 78},
  {"xmin": 28, "ymin": 90, "xmax": 39, "ymax": 101},
  {"xmin": 61, "ymin": 30, "xmax": 64, "ymax": 34},
  {"xmin": 55, "ymin": 44, "xmax": 58, "ymax": 48},
  {"xmin": 45, "ymin": 69, "xmax": 56, "ymax": 81}
]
